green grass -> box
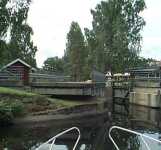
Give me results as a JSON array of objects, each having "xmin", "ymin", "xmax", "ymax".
[
  {"xmin": 0, "ymin": 87, "xmax": 101, "ymax": 115},
  {"xmin": 0, "ymin": 87, "xmax": 36, "ymax": 97}
]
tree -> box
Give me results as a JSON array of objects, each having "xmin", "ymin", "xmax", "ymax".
[
  {"xmin": 0, "ymin": 41, "xmax": 10, "ymax": 68},
  {"xmin": 0, "ymin": 0, "xmax": 10, "ymax": 67},
  {"xmin": 9, "ymin": 0, "xmax": 37, "ymax": 67},
  {"xmin": 43, "ymin": 57, "xmax": 64, "ymax": 73},
  {"xmin": 86, "ymin": 0, "xmax": 146, "ymax": 73},
  {"xmin": 0, "ymin": 0, "xmax": 10, "ymax": 39},
  {"xmin": 0, "ymin": 0, "xmax": 37, "ymax": 67},
  {"xmin": 65, "ymin": 22, "xmax": 87, "ymax": 81},
  {"xmin": 84, "ymin": 28, "xmax": 99, "ymax": 77}
]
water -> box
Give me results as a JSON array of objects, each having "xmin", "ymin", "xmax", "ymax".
[{"xmin": 0, "ymin": 104, "xmax": 161, "ymax": 150}]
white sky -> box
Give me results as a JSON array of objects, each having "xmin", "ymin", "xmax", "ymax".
[{"xmin": 28, "ymin": 0, "xmax": 161, "ymax": 67}]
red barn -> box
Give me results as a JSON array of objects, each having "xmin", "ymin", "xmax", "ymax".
[{"xmin": 1, "ymin": 59, "xmax": 34, "ymax": 85}]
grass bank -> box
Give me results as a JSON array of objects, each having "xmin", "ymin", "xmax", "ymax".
[{"xmin": 0, "ymin": 87, "xmax": 101, "ymax": 125}]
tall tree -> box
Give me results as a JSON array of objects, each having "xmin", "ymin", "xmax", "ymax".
[
  {"xmin": 0, "ymin": 0, "xmax": 10, "ymax": 67},
  {"xmin": 0, "ymin": 0, "xmax": 37, "ymax": 67},
  {"xmin": 65, "ymin": 22, "xmax": 87, "ymax": 81},
  {"xmin": 84, "ymin": 28, "xmax": 99, "ymax": 77},
  {"xmin": 86, "ymin": 0, "xmax": 146, "ymax": 73},
  {"xmin": 9, "ymin": 0, "xmax": 37, "ymax": 67},
  {"xmin": 0, "ymin": 0, "xmax": 10, "ymax": 39}
]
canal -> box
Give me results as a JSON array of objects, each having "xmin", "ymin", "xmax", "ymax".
[{"xmin": 0, "ymin": 102, "xmax": 161, "ymax": 150}]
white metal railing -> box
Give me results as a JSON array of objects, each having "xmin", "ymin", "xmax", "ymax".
[
  {"xmin": 36, "ymin": 127, "xmax": 80, "ymax": 150},
  {"xmin": 109, "ymin": 126, "xmax": 161, "ymax": 150}
]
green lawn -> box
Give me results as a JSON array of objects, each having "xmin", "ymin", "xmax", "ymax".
[
  {"xmin": 0, "ymin": 87, "xmax": 99, "ymax": 114},
  {"xmin": 0, "ymin": 86, "xmax": 102, "ymax": 125},
  {"xmin": 0, "ymin": 87, "xmax": 36, "ymax": 97}
]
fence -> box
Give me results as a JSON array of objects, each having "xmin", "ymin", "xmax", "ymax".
[
  {"xmin": 29, "ymin": 73, "xmax": 71, "ymax": 84},
  {"xmin": 0, "ymin": 71, "xmax": 23, "ymax": 86},
  {"xmin": 0, "ymin": 70, "xmax": 105, "ymax": 87}
]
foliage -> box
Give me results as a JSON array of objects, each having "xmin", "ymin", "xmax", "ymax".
[
  {"xmin": 0, "ymin": 40, "xmax": 10, "ymax": 66},
  {"xmin": 85, "ymin": 0, "xmax": 146, "ymax": 73},
  {"xmin": 43, "ymin": 57, "xmax": 64, "ymax": 73},
  {"xmin": 84, "ymin": 28, "xmax": 99, "ymax": 76},
  {"xmin": 57, "ymin": 0, "xmax": 147, "ymax": 78},
  {"xmin": 32, "ymin": 95, "xmax": 50, "ymax": 106},
  {"xmin": 0, "ymin": 102, "xmax": 13, "ymax": 125},
  {"xmin": 128, "ymin": 57, "xmax": 160, "ymax": 69},
  {"xmin": 65, "ymin": 22, "xmax": 87, "ymax": 81},
  {"xmin": 0, "ymin": 99, "xmax": 25, "ymax": 125},
  {"xmin": 0, "ymin": 100, "xmax": 24, "ymax": 116},
  {"xmin": 42, "ymin": 0, "xmax": 147, "ymax": 78},
  {"xmin": 0, "ymin": 0, "xmax": 10, "ymax": 39},
  {"xmin": 0, "ymin": 0, "xmax": 37, "ymax": 67},
  {"xmin": 10, "ymin": 100, "xmax": 25, "ymax": 116}
]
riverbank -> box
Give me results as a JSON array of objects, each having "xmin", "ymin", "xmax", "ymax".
[
  {"xmin": 0, "ymin": 87, "xmax": 108, "ymax": 126},
  {"xmin": 14, "ymin": 101, "xmax": 109, "ymax": 126}
]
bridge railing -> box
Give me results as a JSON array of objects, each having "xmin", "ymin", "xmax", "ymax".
[
  {"xmin": 134, "ymin": 76, "xmax": 161, "ymax": 81},
  {"xmin": 112, "ymin": 79, "xmax": 132, "ymax": 89},
  {"xmin": 29, "ymin": 73, "xmax": 71, "ymax": 84},
  {"xmin": 112, "ymin": 76, "xmax": 161, "ymax": 88}
]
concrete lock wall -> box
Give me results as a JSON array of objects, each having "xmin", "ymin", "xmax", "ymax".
[
  {"xmin": 135, "ymin": 81, "xmax": 160, "ymax": 88},
  {"xmin": 133, "ymin": 87, "xmax": 161, "ymax": 94},
  {"xmin": 130, "ymin": 105, "xmax": 160, "ymax": 123},
  {"xmin": 130, "ymin": 87, "xmax": 161, "ymax": 108}
]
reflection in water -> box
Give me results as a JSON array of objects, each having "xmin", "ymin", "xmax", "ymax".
[
  {"xmin": 110, "ymin": 129, "xmax": 141, "ymax": 150},
  {"xmin": 0, "ymin": 104, "xmax": 161, "ymax": 150}
]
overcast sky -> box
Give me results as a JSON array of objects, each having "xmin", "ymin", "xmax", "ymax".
[{"xmin": 28, "ymin": 0, "xmax": 161, "ymax": 67}]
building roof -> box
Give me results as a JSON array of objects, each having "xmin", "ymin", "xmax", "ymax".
[{"xmin": 1, "ymin": 58, "xmax": 32, "ymax": 70}]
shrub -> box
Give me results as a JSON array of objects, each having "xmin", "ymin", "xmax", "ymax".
[
  {"xmin": 0, "ymin": 102, "xmax": 13, "ymax": 125},
  {"xmin": 33, "ymin": 95, "xmax": 50, "ymax": 106},
  {"xmin": 10, "ymin": 100, "xmax": 25, "ymax": 117},
  {"xmin": 0, "ymin": 100, "xmax": 25, "ymax": 124}
]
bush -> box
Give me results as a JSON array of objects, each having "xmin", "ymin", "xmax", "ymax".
[
  {"xmin": 0, "ymin": 103, "xmax": 13, "ymax": 125},
  {"xmin": 0, "ymin": 110, "xmax": 13, "ymax": 125},
  {"xmin": 0, "ymin": 100, "xmax": 25, "ymax": 125},
  {"xmin": 33, "ymin": 95, "xmax": 50, "ymax": 106},
  {"xmin": 10, "ymin": 100, "xmax": 25, "ymax": 117}
]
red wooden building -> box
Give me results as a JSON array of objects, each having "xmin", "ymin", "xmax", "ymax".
[{"xmin": 1, "ymin": 59, "xmax": 35, "ymax": 85}]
